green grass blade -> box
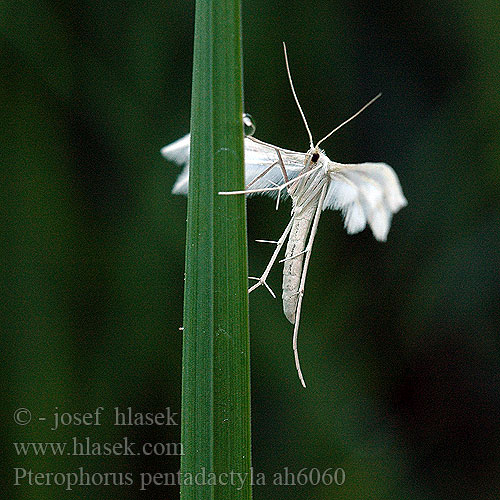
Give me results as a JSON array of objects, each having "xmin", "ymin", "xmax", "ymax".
[{"xmin": 180, "ymin": 0, "xmax": 251, "ymax": 499}]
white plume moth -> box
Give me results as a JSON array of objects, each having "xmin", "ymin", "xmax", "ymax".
[{"xmin": 162, "ymin": 43, "xmax": 407, "ymax": 387}]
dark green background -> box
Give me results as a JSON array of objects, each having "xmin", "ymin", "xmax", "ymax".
[{"xmin": 2, "ymin": 1, "xmax": 499, "ymax": 499}]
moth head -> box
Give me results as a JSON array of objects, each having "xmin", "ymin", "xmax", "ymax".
[{"xmin": 305, "ymin": 147, "xmax": 322, "ymax": 168}]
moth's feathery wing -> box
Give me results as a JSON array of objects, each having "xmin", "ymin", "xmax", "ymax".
[
  {"xmin": 161, "ymin": 134, "xmax": 191, "ymax": 194},
  {"xmin": 324, "ymin": 162, "xmax": 407, "ymax": 241},
  {"xmin": 162, "ymin": 134, "xmax": 305, "ymax": 196},
  {"xmin": 243, "ymin": 136, "xmax": 304, "ymax": 195}
]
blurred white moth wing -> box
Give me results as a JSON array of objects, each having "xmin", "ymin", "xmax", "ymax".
[
  {"xmin": 161, "ymin": 133, "xmax": 304, "ymax": 196},
  {"xmin": 324, "ymin": 162, "xmax": 407, "ymax": 241},
  {"xmin": 161, "ymin": 134, "xmax": 190, "ymax": 194}
]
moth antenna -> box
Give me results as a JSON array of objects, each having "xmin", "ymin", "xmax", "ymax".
[
  {"xmin": 283, "ymin": 42, "xmax": 314, "ymax": 149},
  {"xmin": 315, "ymin": 93, "xmax": 382, "ymax": 148}
]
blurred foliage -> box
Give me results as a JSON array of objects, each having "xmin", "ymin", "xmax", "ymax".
[{"xmin": 1, "ymin": 0, "xmax": 499, "ymax": 499}]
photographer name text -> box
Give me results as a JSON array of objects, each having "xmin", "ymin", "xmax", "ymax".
[{"xmin": 36, "ymin": 407, "xmax": 178, "ymax": 431}]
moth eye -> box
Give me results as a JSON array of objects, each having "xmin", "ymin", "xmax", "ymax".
[
  {"xmin": 243, "ymin": 113, "xmax": 256, "ymax": 137},
  {"xmin": 311, "ymin": 152, "xmax": 320, "ymax": 163}
]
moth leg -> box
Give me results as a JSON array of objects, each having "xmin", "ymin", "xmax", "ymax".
[
  {"xmin": 245, "ymin": 161, "xmax": 279, "ymax": 189},
  {"xmin": 255, "ymin": 239, "xmax": 279, "ymax": 244},
  {"xmin": 272, "ymin": 149, "xmax": 290, "ymax": 211},
  {"xmin": 275, "ymin": 149, "xmax": 289, "ymax": 184},
  {"xmin": 279, "ymin": 248, "xmax": 308, "ymax": 263},
  {"xmin": 244, "ymin": 148, "xmax": 289, "ymax": 198},
  {"xmin": 267, "ymin": 180, "xmax": 282, "ymax": 210},
  {"xmin": 292, "ymin": 183, "xmax": 329, "ymax": 388},
  {"xmin": 248, "ymin": 276, "xmax": 276, "ymax": 298},
  {"xmin": 219, "ymin": 163, "xmax": 323, "ymax": 196},
  {"xmin": 245, "ymin": 136, "xmax": 292, "ymax": 188},
  {"xmin": 248, "ymin": 219, "xmax": 294, "ymax": 296}
]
